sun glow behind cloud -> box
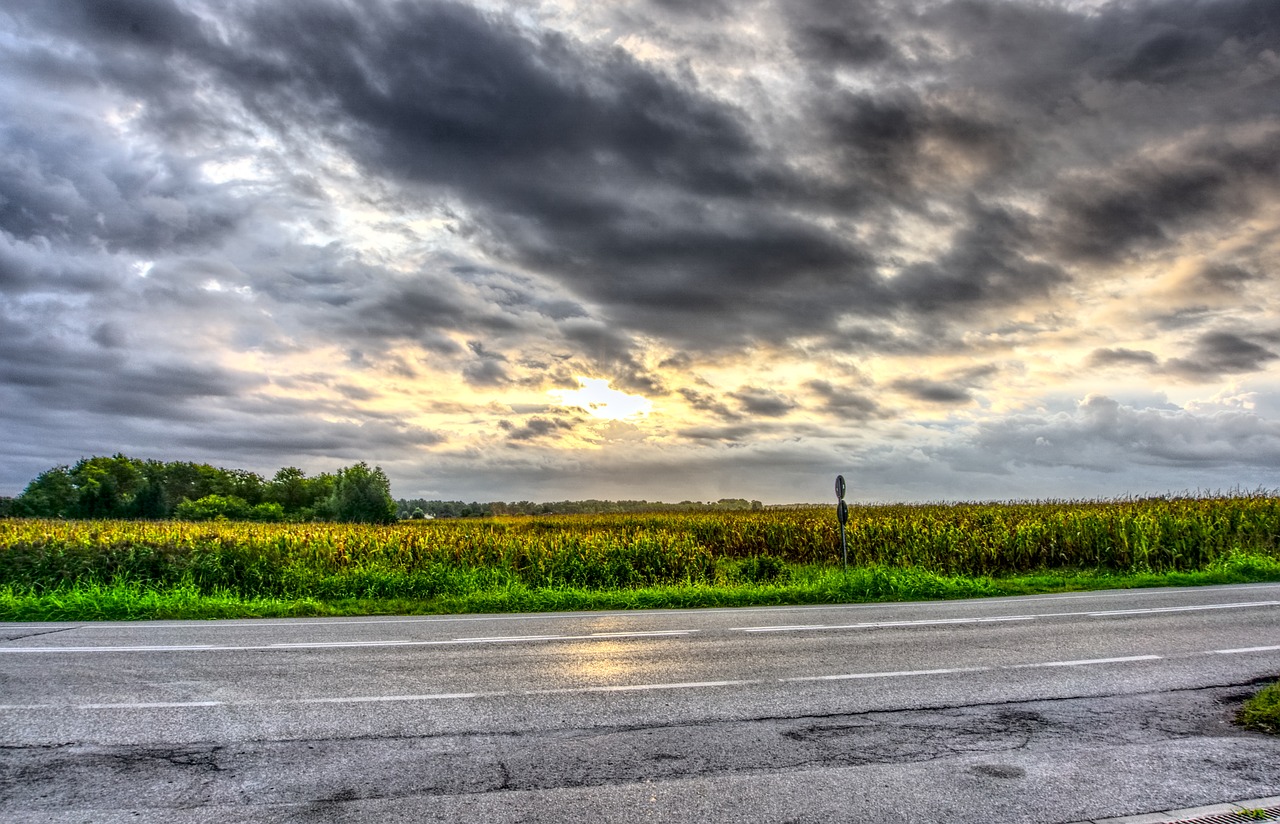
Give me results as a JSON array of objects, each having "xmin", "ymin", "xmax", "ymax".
[{"xmin": 550, "ymin": 378, "xmax": 653, "ymax": 421}]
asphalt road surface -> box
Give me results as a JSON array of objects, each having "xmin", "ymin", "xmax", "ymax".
[{"xmin": 3, "ymin": 583, "xmax": 1280, "ymax": 823}]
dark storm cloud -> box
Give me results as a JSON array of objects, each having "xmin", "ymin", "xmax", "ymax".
[
  {"xmin": 789, "ymin": 1, "xmax": 896, "ymax": 68},
  {"xmin": 1047, "ymin": 131, "xmax": 1280, "ymax": 264},
  {"xmin": 1165, "ymin": 331, "xmax": 1279, "ymax": 379},
  {"xmin": 888, "ymin": 203, "xmax": 1066, "ymax": 314}
]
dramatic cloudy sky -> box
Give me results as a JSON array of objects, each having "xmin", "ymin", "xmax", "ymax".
[{"xmin": 2, "ymin": 0, "xmax": 1279, "ymax": 503}]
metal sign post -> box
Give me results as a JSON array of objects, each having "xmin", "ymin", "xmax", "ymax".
[{"xmin": 835, "ymin": 475, "xmax": 849, "ymax": 572}]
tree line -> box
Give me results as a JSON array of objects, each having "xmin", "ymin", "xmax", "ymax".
[
  {"xmin": 5, "ymin": 455, "xmax": 397, "ymax": 524},
  {"xmin": 397, "ymin": 498, "xmax": 764, "ymax": 519}
]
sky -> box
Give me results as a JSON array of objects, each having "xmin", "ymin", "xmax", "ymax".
[{"xmin": 1, "ymin": 0, "xmax": 1279, "ymax": 504}]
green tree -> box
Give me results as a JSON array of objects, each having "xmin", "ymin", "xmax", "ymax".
[
  {"xmin": 326, "ymin": 463, "xmax": 397, "ymax": 524},
  {"xmin": 265, "ymin": 466, "xmax": 310, "ymax": 512},
  {"xmin": 175, "ymin": 494, "xmax": 251, "ymax": 521},
  {"xmin": 69, "ymin": 455, "xmax": 143, "ymax": 519},
  {"xmin": 13, "ymin": 466, "xmax": 76, "ymax": 517}
]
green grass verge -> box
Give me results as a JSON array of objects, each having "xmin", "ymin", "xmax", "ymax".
[
  {"xmin": 2, "ymin": 551, "xmax": 1278, "ymax": 622},
  {"xmin": 1237, "ymin": 678, "xmax": 1280, "ymax": 736}
]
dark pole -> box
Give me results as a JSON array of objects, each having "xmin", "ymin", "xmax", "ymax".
[{"xmin": 835, "ymin": 475, "xmax": 849, "ymax": 573}]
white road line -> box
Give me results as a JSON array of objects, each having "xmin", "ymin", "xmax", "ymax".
[
  {"xmin": 1213, "ymin": 645, "xmax": 1280, "ymax": 655},
  {"xmin": 77, "ymin": 701, "xmax": 223, "ymax": 709},
  {"xmin": 737, "ymin": 616, "xmax": 1036, "ymax": 632},
  {"xmin": 1010, "ymin": 655, "xmax": 1163, "ymax": 668},
  {"xmin": 782, "ymin": 666, "xmax": 990, "ymax": 682},
  {"xmin": 734, "ymin": 600, "xmax": 1280, "ymax": 633},
  {"xmin": 301, "ymin": 693, "xmax": 492, "ymax": 703},
  {"xmin": 1088, "ymin": 601, "xmax": 1280, "ymax": 616},
  {"xmin": 0, "ymin": 629, "xmax": 699, "ymax": 653},
  {"xmin": 579, "ymin": 679, "xmax": 758, "ymax": 693},
  {"xmin": 451, "ymin": 634, "xmax": 570, "ymax": 644}
]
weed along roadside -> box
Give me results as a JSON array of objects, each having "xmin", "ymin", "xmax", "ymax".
[
  {"xmin": 1, "ymin": 494, "xmax": 1279, "ymax": 621},
  {"xmin": 1239, "ymin": 677, "xmax": 1280, "ymax": 736}
]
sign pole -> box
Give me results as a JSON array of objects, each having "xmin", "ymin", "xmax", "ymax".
[{"xmin": 835, "ymin": 475, "xmax": 849, "ymax": 573}]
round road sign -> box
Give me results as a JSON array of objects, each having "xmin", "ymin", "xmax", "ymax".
[{"xmin": 835, "ymin": 474, "xmax": 846, "ymax": 501}]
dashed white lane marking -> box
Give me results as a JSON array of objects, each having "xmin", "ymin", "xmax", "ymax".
[
  {"xmin": 782, "ymin": 666, "xmax": 989, "ymax": 682},
  {"xmin": 740, "ymin": 616, "xmax": 1036, "ymax": 632},
  {"xmin": 301, "ymin": 692, "xmax": 492, "ymax": 703},
  {"xmin": 3, "ymin": 644, "xmax": 1276, "ymax": 712},
  {"xmin": 1213, "ymin": 645, "xmax": 1280, "ymax": 655},
  {"xmin": 1009, "ymin": 654, "xmax": 1163, "ymax": 668},
  {"xmin": 78, "ymin": 701, "xmax": 223, "ymax": 709}
]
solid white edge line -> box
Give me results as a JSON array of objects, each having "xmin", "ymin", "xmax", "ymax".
[
  {"xmin": 0, "ymin": 630, "xmax": 700, "ymax": 653},
  {"xmin": 1088, "ymin": 600, "xmax": 1280, "ymax": 617}
]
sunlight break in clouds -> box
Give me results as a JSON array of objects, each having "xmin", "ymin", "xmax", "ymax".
[
  {"xmin": 0, "ymin": 0, "xmax": 1277, "ymax": 503},
  {"xmin": 550, "ymin": 378, "xmax": 653, "ymax": 422}
]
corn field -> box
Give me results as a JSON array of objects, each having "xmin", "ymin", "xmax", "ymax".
[{"xmin": 1, "ymin": 495, "xmax": 1277, "ymax": 599}]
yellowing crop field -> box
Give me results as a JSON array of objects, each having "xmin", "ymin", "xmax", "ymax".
[{"xmin": 2, "ymin": 495, "xmax": 1278, "ymax": 604}]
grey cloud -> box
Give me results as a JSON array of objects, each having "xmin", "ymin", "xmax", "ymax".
[
  {"xmin": 1194, "ymin": 264, "xmax": 1265, "ymax": 291},
  {"xmin": 499, "ymin": 416, "xmax": 579, "ymax": 442},
  {"xmin": 174, "ymin": 417, "xmax": 445, "ymax": 456},
  {"xmin": 679, "ymin": 423, "xmax": 775, "ymax": 443},
  {"xmin": 805, "ymin": 379, "xmax": 884, "ymax": 419},
  {"xmin": 891, "ymin": 379, "xmax": 973, "ymax": 405},
  {"xmin": 1048, "ymin": 130, "xmax": 1280, "ymax": 264},
  {"xmin": 889, "ymin": 203, "xmax": 1067, "ymax": 315},
  {"xmin": 729, "ymin": 387, "xmax": 796, "ymax": 418},
  {"xmin": 1165, "ymin": 331, "xmax": 1278, "ymax": 378},
  {"xmin": 1086, "ymin": 348, "xmax": 1160, "ymax": 368},
  {"xmin": 944, "ymin": 394, "xmax": 1280, "ymax": 474},
  {"xmin": 679, "ymin": 387, "xmax": 741, "ymax": 421}
]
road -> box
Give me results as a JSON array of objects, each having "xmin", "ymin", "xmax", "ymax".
[{"xmin": 2, "ymin": 583, "xmax": 1279, "ymax": 823}]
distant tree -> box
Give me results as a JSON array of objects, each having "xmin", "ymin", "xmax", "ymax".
[
  {"xmin": 69, "ymin": 455, "xmax": 143, "ymax": 519},
  {"xmin": 175, "ymin": 494, "xmax": 251, "ymax": 521},
  {"xmin": 0, "ymin": 497, "xmax": 14, "ymax": 517},
  {"xmin": 326, "ymin": 463, "xmax": 397, "ymax": 524},
  {"xmin": 13, "ymin": 466, "xmax": 77, "ymax": 517},
  {"xmin": 265, "ymin": 467, "xmax": 310, "ymax": 511}
]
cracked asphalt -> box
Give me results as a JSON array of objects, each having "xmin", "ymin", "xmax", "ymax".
[{"xmin": 2, "ymin": 584, "xmax": 1279, "ymax": 822}]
